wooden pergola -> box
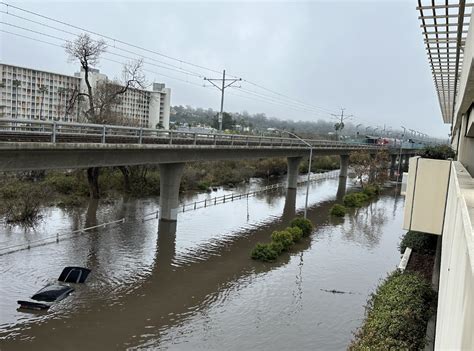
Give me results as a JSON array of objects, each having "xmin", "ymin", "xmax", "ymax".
[{"xmin": 417, "ymin": 0, "xmax": 473, "ymax": 123}]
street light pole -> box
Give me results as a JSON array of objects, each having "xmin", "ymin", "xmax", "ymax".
[{"xmin": 276, "ymin": 129, "xmax": 312, "ymax": 219}]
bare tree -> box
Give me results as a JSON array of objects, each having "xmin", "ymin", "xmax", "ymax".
[{"xmin": 64, "ymin": 33, "xmax": 147, "ymax": 198}]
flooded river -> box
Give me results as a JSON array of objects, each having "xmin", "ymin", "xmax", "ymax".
[{"xmin": 0, "ymin": 174, "xmax": 405, "ymax": 350}]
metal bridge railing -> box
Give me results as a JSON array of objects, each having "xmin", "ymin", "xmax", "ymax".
[{"xmin": 0, "ymin": 118, "xmax": 380, "ymax": 150}]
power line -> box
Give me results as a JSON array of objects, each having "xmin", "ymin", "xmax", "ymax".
[
  {"xmin": 234, "ymin": 87, "xmax": 331, "ymax": 116},
  {"xmin": 0, "ymin": 10, "xmax": 205, "ymax": 78},
  {"xmin": 0, "ymin": 1, "xmax": 223, "ymax": 75},
  {"xmin": 240, "ymin": 79, "xmax": 338, "ymax": 115},
  {"xmin": 0, "ymin": 1, "xmax": 343, "ymax": 118},
  {"xmin": 0, "ymin": 21, "xmax": 206, "ymax": 80},
  {"xmin": 2, "ymin": 28, "xmax": 358, "ymax": 123},
  {"xmin": 0, "ymin": 30, "xmax": 206, "ymax": 88}
]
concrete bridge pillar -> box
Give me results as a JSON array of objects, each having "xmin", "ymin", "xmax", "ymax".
[
  {"xmin": 159, "ymin": 162, "xmax": 185, "ymax": 222},
  {"xmin": 389, "ymin": 154, "xmax": 397, "ymax": 179},
  {"xmin": 287, "ymin": 156, "xmax": 302, "ymax": 189},
  {"xmin": 339, "ymin": 154, "xmax": 349, "ymax": 179}
]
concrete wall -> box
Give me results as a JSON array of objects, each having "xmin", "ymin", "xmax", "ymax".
[{"xmin": 435, "ymin": 161, "xmax": 474, "ymax": 350}]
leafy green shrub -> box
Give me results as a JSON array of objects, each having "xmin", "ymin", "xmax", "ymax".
[
  {"xmin": 197, "ymin": 181, "xmax": 211, "ymax": 191},
  {"xmin": 286, "ymin": 226, "xmax": 303, "ymax": 242},
  {"xmin": 2, "ymin": 183, "xmax": 50, "ymax": 226},
  {"xmin": 330, "ymin": 204, "xmax": 346, "ymax": 217},
  {"xmin": 44, "ymin": 172, "xmax": 89, "ymax": 196},
  {"xmin": 250, "ymin": 243, "xmax": 278, "ymax": 262},
  {"xmin": 349, "ymin": 271, "xmax": 436, "ymax": 350},
  {"xmin": 290, "ymin": 217, "xmax": 313, "ymax": 237},
  {"xmin": 343, "ymin": 192, "xmax": 369, "ymax": 207},
  {"xmin": 399, "ymin": 231, "xmax": 437, "ymax": 255},
  {"xmin": 420, "ymin": 144, "xmax": 455, "ymax": 160},
  {"xmin": 362, "ymin": 184, "xmax": 380, "ymax": 198},
  {"xmin": 269, "ymin": 241, "xmax": 284, "ymax": 255},
  {"xmin": 271, "ymin": 230, "xmax": 294, "ymax": 251}
]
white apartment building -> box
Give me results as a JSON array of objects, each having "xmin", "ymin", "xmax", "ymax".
[{"xmin": 0, "ymin": 63, "xmax": 171, "ymax": 129}]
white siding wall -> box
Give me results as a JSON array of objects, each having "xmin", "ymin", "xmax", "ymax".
[{"xmin": 435, "ymin": 161, "xmax": 474, "ymax": 350}]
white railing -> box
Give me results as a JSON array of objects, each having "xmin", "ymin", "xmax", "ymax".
[
  {"xmin": 435, "ymin": 161, "xmax": 474, "ymax": 350},
  {"xmin": 0, "ymin": 118, "xmax": 381, "ymax": 150}
]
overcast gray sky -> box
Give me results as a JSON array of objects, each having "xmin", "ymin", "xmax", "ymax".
[{"xmin": 0, "ymin": 0, "xmax": 449, "ymax": 138}]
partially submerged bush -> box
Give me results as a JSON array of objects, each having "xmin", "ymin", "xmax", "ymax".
[
  {"xmin": 271, "ymin": 230, "xmax": 294, "ymax": 251},
  {"xmin": 399, "ymin": 231, "xmax": 437, "ymax": 255},
  {"xmin": 349, "ymin": 271, "xmax": 436, "ymax": 350},
  {"xmin": 420, "ymin": 144, "xmax": 455, "ymax": 160},
  {"xmin": 251, "ymin": 217, "xmax": 314, "ymax": 262},
  {"xmin": 362, "ymin": 184, "xmax": 380, "ymax": 198},
  {"xmin": 286, "ymin": 226, "xmax": 303, "ymax": 242},
  {"xmin": 330, "ymin": 204, "xmax": 346, "ymax": 217},
  {"xmin": 343, "ymin": 192, "xmax": 369, "ymax": 207},
  {"xmin": 251, "ymin": 243, "xmax": 278, "ymax": 262},
  {"xmin": 290, "ymin": 217, "xmax": 313, "ymax": 237},
  {"xmin": 2, "ymin": 183, "xmax": 51, "ymax": 226}
]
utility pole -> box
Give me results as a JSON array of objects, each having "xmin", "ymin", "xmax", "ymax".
[
  {"xmin": 204, "ymin": 70, "xmax": 241, "ymax": 132},
  {"xmin": 331, "ymin": 108, "xmax": 353, "ymax": 141}
]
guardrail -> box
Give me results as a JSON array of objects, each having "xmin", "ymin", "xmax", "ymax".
[
  {"xmin": 142, "ymin": 170, "xmax": 340, "ymax": 220},
  {"xmin": 0, "ymin": 118, "xmax": 381, "ymax": 150}
]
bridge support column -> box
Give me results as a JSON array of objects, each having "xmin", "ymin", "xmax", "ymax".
[
  {"xmin": 159, "ymin": 162, "xmax": 185, "ymax": 222},
  {"xmin": 287, "ymin": 156, "xmax": 302, "ymax": 189},
  {"xmin": 389, "ymin": 154, "xmax": 397, "ymax": 179},
  {"xmin": 339, "ymin": 154, "xmax": 349, "ymax": 179}
]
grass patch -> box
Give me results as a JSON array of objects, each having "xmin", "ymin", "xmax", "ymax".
[
  {"xmin": 349, "ymin": 271, "xmax": 436, "ymax": 350},
  {"xmin": 399, "ymin": 231, "xmax": 438, "ymax": 255}
]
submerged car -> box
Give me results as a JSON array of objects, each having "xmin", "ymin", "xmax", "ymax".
[{"xmin": 17, "ymin": 266, "xmax": 91, "ymax": 311}]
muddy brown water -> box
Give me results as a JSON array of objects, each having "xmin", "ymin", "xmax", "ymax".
[{"xmin": 0, "ymin": 175, "xmax": 405, "ymax": 350}]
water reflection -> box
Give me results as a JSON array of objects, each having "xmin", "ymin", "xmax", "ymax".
[
  {"xmin": 156, "ymin": 220, "xmax": 177, "ymax": 269},
  {"xmin": 336, "ymin": 176, "xmax": 347, "ymax": 201},
  {"xmin": 340, "ymin": 199, "xmax": 389, "ymax": 248},
  {"xmin": 282, "ymin": 188, "xmax": 296, "ymax": 221}
]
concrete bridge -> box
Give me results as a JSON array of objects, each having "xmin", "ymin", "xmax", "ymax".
[{"xmin": 0, "ymin": 119, "xmax": 419, "ymax": 221}]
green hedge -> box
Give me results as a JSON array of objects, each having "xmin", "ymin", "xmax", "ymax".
[
  {"xmin": 251, "ymin": 217, "xmax": 314, "ymax": 262},
  {"xmin": 329, "ymin": 204, "xmax": 346, "ymax": 217},
  {"xmin": 251, "ymin": 243, "xmax": 279, "ymax": 262},
  {"xmin": 271, "ymin": 230, "xmax": 294, "ymax": 251},
  {"xmin": 286, "ymin": 226, "xmax": 303, "ymax": 242},
  {"xmin": 290, "ymin": 217, "xmax": 313, "ymax": 237},
  {"xmin": 399, "ymin": 231, "xmax": 438, "ymax": 255},
  {"xmin": 349, "ymin": 271, "xmax": 436, "ymax": 350},
  {"xmin": 343, "ymin": 192, "xmax": 369, "ymax": 207},
  {"xmin": 362, "ymin": 184, "xmax": 380, "ymax": 197},
  {"xmin": 420, "ymin": 145, "xmax": 455, "ymax": 160}
]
